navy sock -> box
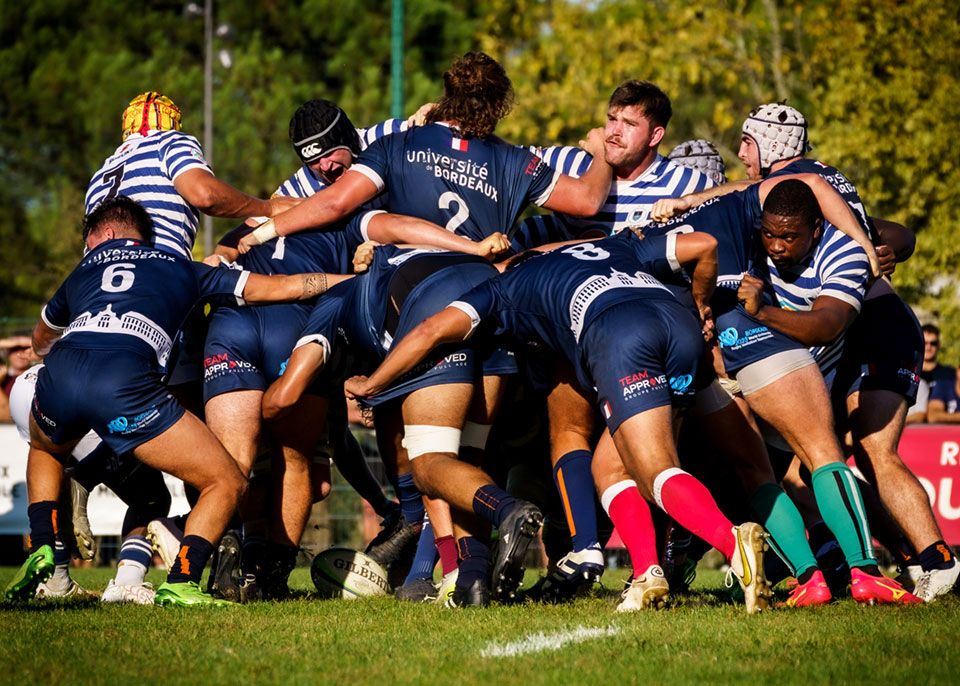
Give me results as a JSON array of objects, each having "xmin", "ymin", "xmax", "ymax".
[
  {"xmin": 53, "ymin": 538, "xmax": 70, "ymax": 566},
  {"xmin": 403, "ymin": 519, "xmax": 437, "ymax": 584},
  {"xmin": 552, "ymin": 450, "xmax": 599, "ymax": 550},
  {"xmin": 918, "ymin": 540, "xmax": 955, "ymax": 571},
  {"xmin": 167, "ymin": 535, "xmax": 214, "ymax": 584},
  {"xmin": 396, "ymin": 473, "xmax": 424, "ymax": 525},
  {"xmin": 472, "ymin": 484, "xmax": 518, "ymax": 528},
  {"xmin": 27, "ymin": 501, "xmax": 58, "ymax": 552},
  {"xmin": 456, "ymin": 536, "xmax": 490, "ymax": 585}
]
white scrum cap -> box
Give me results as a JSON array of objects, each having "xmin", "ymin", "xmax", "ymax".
[
  {"xmin": 741, "ymin": 103, "xmax": 812, "ymax": 174},
  {"xmin": 667, "ymin": 139, "xmax": 727, "ymax": 185}
]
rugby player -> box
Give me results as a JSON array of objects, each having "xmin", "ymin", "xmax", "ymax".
[
  {"xmin": 659, "ymin": 103, "xmax": 956, "ymax": 601},
  {"xmin": 2, "ymin": 197, "xmax": 353, "ymax": 606},
  {"xmin": 86, "ymin": 92, "xmax": 297, "ymax": 260},
  {"xmin": 9, "ymin": 366, "xmax": 169, "ymax": 604},
  {"xmin": 642, "ymin": 171, "xmax": 920, "ymax": 604}
]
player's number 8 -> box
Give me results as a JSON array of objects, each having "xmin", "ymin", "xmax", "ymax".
[
  {"xmin": 561, "ymin": 243, "xmax": 610, "ymax": 261},
  {"xmin": 101, "ymin": 263, "xmax": 137, "ymax": 293}
]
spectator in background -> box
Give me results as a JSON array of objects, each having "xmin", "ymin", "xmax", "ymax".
[
  {"xmin": 921, "ymin": 324, "xmax": 960, "ymax": 423},
  {"xmin": 0, "ymin": 336, "xmax": 37, "ymax": 422}
]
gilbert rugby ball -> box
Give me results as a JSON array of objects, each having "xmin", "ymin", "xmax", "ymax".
[{"xmin": 311, "ymin": 547, "xmax": 390, "ymax": 599}]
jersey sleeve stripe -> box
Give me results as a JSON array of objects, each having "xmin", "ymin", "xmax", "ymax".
[
  {"xmin": 532, "ymin": 169, "xmax": 562, "ymax": 207},
  {"xmin": 350, "ymin": 164, "xmax": 385, "ymax": 192},
  {"xmin": 40, "ymin": 305, "xmax": 66, "ymax": 332}
]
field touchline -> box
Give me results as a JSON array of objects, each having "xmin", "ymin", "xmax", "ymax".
[{"xmin": 479, "ymin": 625, "xmax": 621, "ymax": 658}]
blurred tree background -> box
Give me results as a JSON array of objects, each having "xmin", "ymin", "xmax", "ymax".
[{"xmin": 1, "ymin": 0, "xmax": 958, "ymax": 360}]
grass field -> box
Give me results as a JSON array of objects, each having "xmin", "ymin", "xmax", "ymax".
[{"xmin": 2, "ymin": 565, "xmax": 957, "ymax": 685}]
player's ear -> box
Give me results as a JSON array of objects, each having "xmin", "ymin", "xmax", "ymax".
[{"xmin": 649, "ymin": 125, "xmax": 666, "ymax": 149}]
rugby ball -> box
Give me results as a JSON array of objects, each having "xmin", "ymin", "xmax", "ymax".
[{"xmin": 311, "ymin": 547, "xmax": 390, "ymax": 599}]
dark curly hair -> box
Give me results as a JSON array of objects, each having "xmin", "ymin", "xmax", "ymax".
[
  {"xmin": 83, "ymin": 196, "xmax": 154, "ymax": 244},
  {"xmin": 425, "ymin": 52, "xmax": 514, "ymax": 139}
]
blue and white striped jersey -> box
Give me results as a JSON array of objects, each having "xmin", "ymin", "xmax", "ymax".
[
  {"xmin": 761, "ymin": 224, "xmax": 869, "ymax": 374},
  {"xmin": 85, "ymin": 131, "xmax": 211, "ymax": 259},
  {"xmin": 512, "ymin": 146, "xmax": 715, "ymax": 250},
  {"xmin": 273, "ymin": 119, "xmax": 409, "ymax": 200}
]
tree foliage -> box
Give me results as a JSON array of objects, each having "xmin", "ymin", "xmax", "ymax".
[{"xmin": 1, "ymin": 0, "xmax": 957, "ymax": 361}]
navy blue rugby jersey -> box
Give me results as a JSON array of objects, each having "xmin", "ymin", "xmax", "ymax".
[
  {"xmin": 641, "ymin": 187, "xmax": 764, "ymax": 312},
  {"xmin": 450, "ymin": 234, "xmax": 681, "ymax": 390},
  {"xmin": 41, "ymin": 239, "xmax": 246, "ymax": 367},
  {"xmin": 236, "ymin": 213, "xmax": 369, "ymax": 276},
  {"xmin": 294, "ymin": 246, "xmax": 483, "ymax": 369},
  {"xmin": 350, "ymin": 123, "xmax": 559, "ymax": 241}
]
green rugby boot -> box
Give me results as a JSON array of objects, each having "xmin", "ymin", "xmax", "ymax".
[
  {"xmin": 4, "ymin": 545, "xmax": 55, "ymax": 602},
  {"xmin": 154, "ymin": 581, "xmax": 234, "ymax": 607}
]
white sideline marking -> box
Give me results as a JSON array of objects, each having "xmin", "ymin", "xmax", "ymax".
[{"xmin": 479, "ymin": 625, "xmax": 620, "ymax": 658}]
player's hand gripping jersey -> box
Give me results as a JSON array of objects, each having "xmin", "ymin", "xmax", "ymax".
[{"xmin": 350, "ymin": 123, "xmax": 560, "ymax": 241}]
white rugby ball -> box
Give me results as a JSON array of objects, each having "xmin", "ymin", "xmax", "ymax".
[{"xmin": 311, "ymin": 547, "xmax": 390, "ymax": 599}]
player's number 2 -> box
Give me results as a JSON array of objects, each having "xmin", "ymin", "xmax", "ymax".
[{"xmin": 438, "ymin": 192, "xmax": 469, "ymax": 233}]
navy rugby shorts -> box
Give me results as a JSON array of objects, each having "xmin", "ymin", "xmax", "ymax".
[
  {"xmin": 367, "ymin": 259, "xmax": 516, "ymax": 407},
  {"xmin": 202, "ymin": 303, "xmax": 311, "ymax": 404},
  {"xmin": 715, "ymin": 305, "xmax": 806, "ymax": 377},
  {"xmin": 583, "ymin": 298, "xmax": 703, "ymax": 434},
  {"xmin": 833, "ymin": 293, "xmax": 922, "ymax": 404},
  {"xmin": 33, "ymin": 346, "xmax": 184, "ymax": 455}
]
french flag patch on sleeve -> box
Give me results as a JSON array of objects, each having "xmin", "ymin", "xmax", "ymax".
[
  {"xmin": 451, "ymin": 137, "xmax": 469, "ymax": 152},
  {"xmin": 602, "ymin": 400, "xmax": 613, "ymax": 419}
]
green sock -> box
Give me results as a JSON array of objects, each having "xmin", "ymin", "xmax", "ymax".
[
  {"xmin": 749, "ymin": 482, "xmax": 818, "ymax": 576},
  {"xmin": 810, "ymin": 462, "xmax": 877, "ymax": 568}
]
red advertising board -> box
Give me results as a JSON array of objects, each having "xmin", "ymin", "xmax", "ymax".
[{"xmin": 895, "ymin": 425, "xmax": 960, "ymax": 545}]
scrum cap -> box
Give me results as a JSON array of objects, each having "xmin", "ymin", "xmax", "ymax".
[
  {"xmin": 289, "ymin": 99, "xmax": 360, "ymax": 165},
  {"xmin": 121, "ymin": 92, "xmax": 182, "ymax": 141},
  {"xmin": 741, "ymin": 103, "xmax": 812, "ymax": 176},
  {"xmin": 667, "ymin": 139, "xmax": 727, "ymax": 185}
]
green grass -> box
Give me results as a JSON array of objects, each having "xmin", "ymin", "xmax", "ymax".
[{"xmin": 1, "ymin": 566, "xmax": 957, "ymax": 685}]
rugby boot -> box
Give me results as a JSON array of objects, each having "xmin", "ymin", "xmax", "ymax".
[
  {"xmin": 616, "ymin": 565, "xmax": 670, "ymax": 612},
  {"xmin": 434, "ymin": 569, "xmax": 458, "ymax": 605},
  {"xmin": 146, "ymin": 517, "xmax": 184, "ymax": 569},
  {"xmin": 238, "ymin": 573, "xmax": 264, "ymax": 603},
  {"xmin": 101, "ymin": 579, "xmax": 156, "ymax": 605},
  {"xmin": 850, "ymin": 567, "xmax": 921, "ymax": 605},
  {"xmin": 531, "ymin": 545, "xmax": 604, "ymax": 603},
  {"xmin": 894, "ymin": 563, "xmax": 923, "ymax": 593},
  {"xmin": 725, "ymin": 522, "xmax": 773, "ymax": 614},
  {"xmin": 395, "ymin": 577, "xmax": 437, "ymax": 603},
  {"xmin": 3, "ymin": 545, "xmax": 55, "ymax": 602},
  {"xmin": 208, "ymin": 529, "xmax": 242, "ymax": 601},
  {"xmin": 61, "ymin": 480, "xmax": 96, "ymax": 561},
  {"xmin": 35, "ymin": 577, "xmax": 99, "ymax": 600},
  {"xmin": 445, "ymin": 576, "xmax": 489, "ymax": 608},
  {"xmin": 913, "ymin": 559, "xmax": 959, "ymax": 602},
  {"xmin": 490, "ymin": 501, "xmax": 544, "ymax": 602},
  {"xmin": 365, "ymin": 510, "xmax": 423, "ymax": 571},
  {"xmin": 780, "ymin": 570, "xmax": 832, "ymax": 608},
  {"xmin": 261, "ymin": 551, "xmax": 297, "ymax": 601},
  {"xmin": 155, "ymin": 581, "xmax": 234, "ymax": 607}
]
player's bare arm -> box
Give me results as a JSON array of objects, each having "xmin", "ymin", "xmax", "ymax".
[
  {"xmin": 650, "ymin": 179, "xmax": 757, "ymax": 222},
  {"xmin": 31, "ymin": 320, "xmax": 61, "ymax": 359},
  {"xmin": 872, "ymin": 217, "xmax": 916, "ymax": 274},
  {"xmin": 261, "ymin": 342, "xmax": 327, "ymax": 420},
  {"xmin": 238, "ymin": 171, "xmax": 379, "ymax": 253},
  {"xmin": 173, "ymin": 168, "xmax": 293, "ymax": 220},
  {"xmin": 364, "ymin": 212, "xmax": 510, "ymax": 260},
  {"xmin": 344, "ymin": 307, "xmax": 475, "ymax": 400},
  {"xmin": 541, "ymin": 128, "xmax": 613, "ymax": 217},
  {"xmin": 240, "ymin": 272, "xmax": 353, "ymax": 304},
  {"xmin": 737, "ymin": 273, "xmax": 857, "ymax": 345}
]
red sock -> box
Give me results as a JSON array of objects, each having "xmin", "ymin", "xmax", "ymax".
[
  {"xmin": 654, "ymin": 468, "xmax": 735, "ymax": 560},
  {"xmin": 601, "ymin": 481, "xmax": 658, "ymax": 576},
  {"xmin": 435, "ymin": 535, "xmax": 459, "ymax": 575}
]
